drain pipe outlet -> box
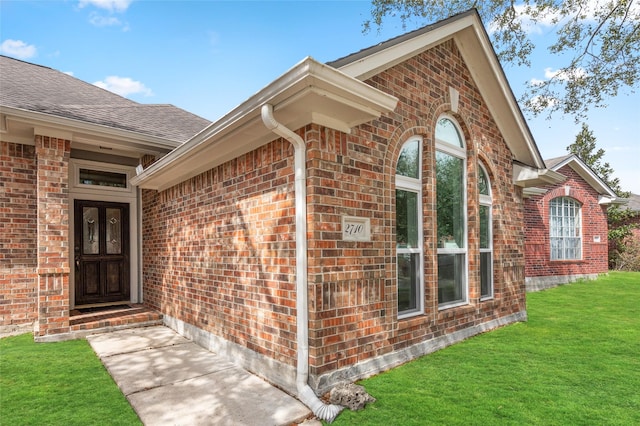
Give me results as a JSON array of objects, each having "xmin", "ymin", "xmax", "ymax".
[{"xmin": 261, "ymin": 104, "xmax": 343, "ymax": 423}]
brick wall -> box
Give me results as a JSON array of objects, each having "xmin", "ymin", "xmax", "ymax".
[
  {"xmin": 35, "ymin": 136, "xmax": 71, "ymax": 337},
  {"xmin": 524, "ymin": 164, "xmax": 609, "ymax": 280},
  {"xmin": 141, "ymin": 38, "xmax": 527, "ymax": 387},
  {"xmin": 305, "ymin": 40, "xmax": 526, "ymax": 380},
  {"xmin": 142, "ymin": 139, "xmax": 299, "ymax": 365},
  {"xmin": 0, "ymin": 142, "xmax": 38, "ymax": 327}
]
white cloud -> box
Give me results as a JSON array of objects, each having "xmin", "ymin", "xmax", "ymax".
[
  {"xmin": 89, "ymin": 12, "xmax": 122, "ymax": 27},
  {"xmin": 78, "ymin": 0, "xmax": 133, "ymax": 13},
  {"xmin": 0, "ymin": 39, "xmax": 37, "ymax": 59},
  {"xmin": 490, "ymin": 1, "xmax": 629, "ymax": 35},
  {"xmin": 543, "ymin": 67, "xmax": 587, "ymax": 81},
  {"xmin": 528, "ymin": 95, "xmax": 559, "ymax": 111},
  {"xmin": 93, "ymin": 76, "xmax": 153, "ymax": 97},
  {"xmin": 64, "ymin": 71, "xmax": 75, "ymax": 76},
  {"xmin": 529, "ymin": 67, "xmax": 588, "ymax": 87}
]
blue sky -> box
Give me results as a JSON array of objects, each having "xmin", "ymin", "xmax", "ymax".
[{"xmin": 2, "ymin": 0, "xmax": 638, "ymax": 193}]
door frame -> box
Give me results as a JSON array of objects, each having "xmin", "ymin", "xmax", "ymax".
[{"xmin": 69, "ymin": 158, "xmax": 140, "ymax": 308}]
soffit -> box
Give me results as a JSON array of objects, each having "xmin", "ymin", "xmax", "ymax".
[{"xmin": 131, "ymin": 57, "xmax": 398, "ymax": 191}]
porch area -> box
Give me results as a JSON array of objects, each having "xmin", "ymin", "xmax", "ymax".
[{"xmin": 70, "ymin": 304, "xmax": 162, "ymax": 334}]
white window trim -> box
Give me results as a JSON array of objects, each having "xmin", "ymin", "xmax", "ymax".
[
  {"xmin": 396, "ymin": 136, "xmax": 425, "ymax": 319},
  {"xmin": 436, "ymin": 116, "xmax": 468, "ymax": 309},
  {"xmin": 68, "ymin": 159, "xmax": 140, "ymax": 308},
  {"xmin": 549, "ymin": 197, "xmax": 583, "ymax": 261},
  {"xmin": 71, "ymin": 158, "xmax": 135, "ymax": 195},
  {"xmin": 479, "ymin": 163, "xmax": 494, "ymax": 301}
]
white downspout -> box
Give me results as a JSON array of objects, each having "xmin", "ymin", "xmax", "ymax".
[{"xmin": 261, "ymin": 104, "xmax": 343, "ymax": 423}]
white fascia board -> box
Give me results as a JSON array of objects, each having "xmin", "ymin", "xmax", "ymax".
[
  {"xmin": 514, "ymin": 163, "xmax": 566, "ymax": 188},
  {"xmin": 455, "ymin": 21, "xmax": 544, "ymax": 169},
  {"xmin": 523, "ymin": 187, "xmax": 549, "ymax": 198},
  {"xmin": 599, "ymin": 195, "xmax": 629, "ymax": 206},
  {"xmin": 552, "ymin": 156, "xmax": 618, "ymax": 198},
  {"xmin": 337, "ymin": 17, "xmax": 471, "ymax": 81},
  {"xmin": 336, "ymin": 13, "xmax": 545, "ymax": 169},
  {"xmin": 131, "ymin": 57, "xmax": 398, "ymax": 191},
  {"xmin": 0, "ymin": 105, "xmax": 180, "ymax": 151}
]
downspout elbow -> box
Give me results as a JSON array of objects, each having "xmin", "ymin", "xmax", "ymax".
[{"xmin": 261, "ymin": 104, "xmax": 343, "ymax": 423}]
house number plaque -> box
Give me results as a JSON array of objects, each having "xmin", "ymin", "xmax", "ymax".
[{"xmin": 342, "ymin": 216, "xmax": 371, "ymax": 242}]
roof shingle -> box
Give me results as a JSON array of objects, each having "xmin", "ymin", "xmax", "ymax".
[{"xmin": 0, "ymin": 55, "xmax": 210, "ymax": 143}]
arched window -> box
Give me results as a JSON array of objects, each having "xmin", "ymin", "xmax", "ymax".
[
  {"xmin": 478, "ymin": 163, "xmax": 493, "ymax": 299},
  {"xmin": 549, "ymin": 197, "xmax": 582, "ymax": 260},
  {"xmin": 435, "ymin": 117, "xmax": 467, "ymax": 307},
  {"xmin": 396, "ymin": 137, "xmax": 424, "ymax": 317}
]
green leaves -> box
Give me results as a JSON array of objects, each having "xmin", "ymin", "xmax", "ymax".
[{"xmin": 365, "ymin": 0, "xmax": 640, "ymax": 121}]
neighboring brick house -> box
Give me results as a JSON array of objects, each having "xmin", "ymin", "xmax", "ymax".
[
  {"xmin": 1, "ymin": 10, "xmax": 566, "ymax": 420},
  {"xmin": 0, "ymin": 55, "xmax": 210, "ymax": 335},
  {"xmin": 523, "ymin": 154, "xmax": 624, "ymax": 291},
  {"xmin": 625, "ymin": 194, "xmax": 640, "ymax": 242}
]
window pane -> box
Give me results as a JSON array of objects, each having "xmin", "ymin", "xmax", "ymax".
[
  {"xmin": 479, "ymin": 205, "xmax": 490, "ymax": 249},
  {"xmin": 396, "ymin": 139, "xmax": 420, "ymax": 178},
  {"xmin": 106, "ymin": 208, "xmax": 122, "ymax": 254},
  {"xmin": 549, "ymin": 197, "xmax": 582, "ymax": 260},
  {"xmin": 435, "ymin": 118, "xmax": 463, "ymax": 148},
  {"xmin": 436, "ymin": 151, "xmax": 464, "ymax": 248},
  {"xmin": 478, "ymin": 167, "xmax": 489, "ymax": 195},
  {"xmin": 398, "ymin": 253, "xmax": 420, "ymax": 313},
  {"xmin": 83, "ymin": 207, "xmax": 99, "ymax": 255},
  {"xmin": 396, "ymin": 189, "xmax": 419, "ymax": 248},
  {"xmin": 79, "ymin": 168, "xmax": 127, "ymax": 188},
  {"xmin": 480, "ymin": 251, "xmax": 492, "ymax": 297},
  {"xmin": 438, "ymin": 253, "xmax": 465, "ymax": 304}
]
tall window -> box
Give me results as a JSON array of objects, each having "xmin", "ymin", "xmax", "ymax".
[
  {"xmin": 478, "ymin": 164, "xmax": 493, "ymax": 299},
  {"xmin": 550, "ymin": 197, "xmax": 582, "ymax": 260},
  {"xmin": 396, "ymin": 137, "xmax": 424, "ymax": 317},
  {"xmin": 436, "ymin": 117, "xmax": 467, "ymax": 307}
]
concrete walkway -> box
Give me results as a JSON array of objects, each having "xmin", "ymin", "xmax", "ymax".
[{"xmin": 87, "ymin": 325, "xmax": 311, "ymax": 426}]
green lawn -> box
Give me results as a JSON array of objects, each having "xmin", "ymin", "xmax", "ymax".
[
  {"xmin": 1, "ymin": 273, "xmax": 638, "ymax": 425},
  {"xmin": 332, "ymin": 272, "xmax": 640, "ymax": 425},
  {"xmin": 0, "ymin": 333, "xmax": 140, "ymax": 425}
]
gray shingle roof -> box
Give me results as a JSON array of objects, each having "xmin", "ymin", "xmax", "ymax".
[
  {"xmin": 545, "ymin": 155, "xmax": 572, "ymax": 169},
  {"xmin": 627, "ymin": 193, "xmax": 640, "ymax": 212},
  {"xmin": 0, "ymin": 55, "xmax": 210, "ymax": 143}
]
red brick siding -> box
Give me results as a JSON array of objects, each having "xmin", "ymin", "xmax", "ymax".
[
  {"xmin": 142, "ymin": 139, "xmax": 299, "ymax": 365},
  {"xmin": 524, "ymin": 164, "xmax": 609, "ymax": 278},
  {"xmin": 141, "ymin": 39, "xmax": 527, "ymax": 380},
  {"xmin": 35, "ymin": 136, "xmax": 71, "ymax": 337},
  {"xmin": 0, "ymin": 142, "xmax": 38, "ymax": 326},
  {"xmin": 306, "ymin": 40, "xmax": 525, "ymax": 377}
]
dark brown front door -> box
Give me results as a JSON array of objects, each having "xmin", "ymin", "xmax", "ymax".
[{"xmin": 74, "ymin": 200, "xmax": 130, "ymax": 306}]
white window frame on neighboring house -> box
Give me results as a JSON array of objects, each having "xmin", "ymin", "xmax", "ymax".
[{"xmin": 549, "ymin": 197, "xmax": 582, "ymax": 260}]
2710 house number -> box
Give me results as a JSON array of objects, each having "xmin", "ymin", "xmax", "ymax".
[
  {"xmin": 344, "ymin": 223, "xmax": 365, "ymax": 236},
  {"xmin": 342, "ymin": 216, "xmax": 371, "ymax": 242}
]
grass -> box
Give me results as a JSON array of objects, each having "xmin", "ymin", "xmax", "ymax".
[
  {"xmin": 332, "ymin": 272, "xmax": 640, "ymax": 425},
  {"xmin": 0, "ymin": 333, "xmax": 141, "ymax": 425}
]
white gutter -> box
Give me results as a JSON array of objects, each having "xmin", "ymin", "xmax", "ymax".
[{"xmin": 261, "ymin": 104, "xmax": 343, "ymax": 423}]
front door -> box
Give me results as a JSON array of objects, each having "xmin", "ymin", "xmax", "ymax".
[{"xmin": 74, "ymin": 200, "xmax": 130, "ymax": 306}]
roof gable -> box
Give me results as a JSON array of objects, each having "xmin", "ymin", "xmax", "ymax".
[
  {"xmin": 546, "ymin": 154, "xmax": 619, "ymax": 199},
  {"xmin": 329, "ymin": 9, "xmax": 544, "ymax": 169}
]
